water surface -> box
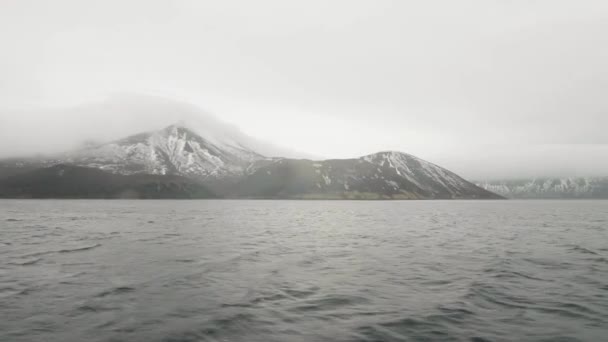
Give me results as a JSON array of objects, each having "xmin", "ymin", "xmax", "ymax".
[{"xmin": 1, "ymin": 200, "xmax": 607, "ymax": 341}]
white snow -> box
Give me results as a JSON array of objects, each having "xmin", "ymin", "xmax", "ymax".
[
  {"xmin": 361, "ymin": 151, "xmax": 472, "ymax": 196},
  {"xmin": 65, "ymin": 124, "xmax": 264, "ymax": 179}
]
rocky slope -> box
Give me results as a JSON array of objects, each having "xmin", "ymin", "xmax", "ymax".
[{"xmin": 476, "ymin": 178, "xmax": 608, "ymax": 199}]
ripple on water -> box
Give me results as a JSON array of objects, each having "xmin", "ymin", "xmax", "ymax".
[
  {"xmin": 8, "ymin": 258, "xmax": 43, "ymax": 266},
  {"xmin": 18, "ymin": 243, "xmax": 102, "ymax": 259},
  {"xmin": 1, "ymin": 200, "xmax": 608, "ymax": 342},
  {"xmin": 162, "ymin": 313, "xmax": 263, "ymax": 342},
  {"xmin": 58, "ymin": 243, "xmax": 102, "ymax": 253},
  {"xmin": 289, "ymin": 294, "xmax": 371, "ymax": 313},
  {"xmin": 95, "ymin": 286, "xmax": 136, "ymax": 298},
  {"xmin": 465, "ymin": 281, "xmax": 533, "ymax": 310},
  {"xmin": 355, "ymin": 317, "xmax": 453, "ymax": 342},
  {"xmin": 566, "ymin": 244, "xmax": 599, "ymax": 255}
]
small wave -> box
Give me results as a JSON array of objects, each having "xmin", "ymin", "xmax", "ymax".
[
  {"xmin": 58, "ymin": 244, "xmax": 101, "ymax": 254},
  {"xmin": 421, "ymin": 279, "xmax": 454, "ymax": 286},
  {"xmin": 162, "ymin": 312, "xmax": 259, "ymax": 341},
  {"xmin": 18, "ymin": 251, "xmax": 53, "ymax": 258},
  {"xmin": 17, "ymin": 287, "xmax": 38, "ymax": 296},
  {"xmin": 62, "ymin": 262, "xmax": 94, "ymax": 267},
  {"xmin": 523, "ymin": 257, "xmax": 575, "ymax": 269},
  {"xmin": 222, "ymin": 293, "xmax": 289, "ymax": 309},
  {"xmin": 591, "ymin": 257, "xmax": 608, "ymax": 264},
  {"xmin": 76, "ymin": 304, "xmax": 119, "ymax": 313},
  {"xmin": 289, "ymin": 294, "xmax": 370, "ymax": 313},
  {"xmin": 465, "ymin": 282, "xmax": 533, "ymax": 310},
  {"xmin": 558, "ymin": 302, "xmax": 601, "ymax": 316},
  {"xmin": 18, "ymin": 244, "xmax": 102, "ymax": 259},
  {"xmin": 283, "ymin": 287, "xmax": 319, "ymax": 299},
  {"xmin": 222, "ymin": 287, "xmax": 320, "ymax": 309},
  {"xmin": 356, "ymin": 317, "xmax": 449, "ymax": 341},
  {"xmin": 96, "ymin": 286, "xmax": 136, "ymax": 298},
  {"xmin": 0, "ymin": 287, "xmax": 21, "ymax": 298},
  {"xmin": 533, "ymin": 303, "xmax": 601, "ymax": 321},
  {"xmin": 174, "ymin": 259, "xmax": 197, "ymax": 263},
  {"xmin": 5, "ymin": 218, "xmax": 21, "ymax": 222},
  {"xmin": 436, "ymin": 305, "xmax": 476, "ymax": 322},
  {"xmin": 8, "ymin": 258, "xmax": 43, "ymax": 266},
  {"xmin": 567, "ymin": 245, "xmax": 599, "ymax": 255},
  {"xmin": 484, "ymin": 268, "xmax": 547, "ymax": 282}
]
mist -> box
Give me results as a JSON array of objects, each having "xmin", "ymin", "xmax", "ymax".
[
  {"xmin": 1, "ymin": 0, "xmax": 608, "ymax": 179},
  {"xmin": 0, "ymin": 94, "xmax": 313, "ymax": 160}
]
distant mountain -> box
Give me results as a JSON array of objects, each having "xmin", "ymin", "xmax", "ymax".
[
  {"xmin": 226, "ymin": 151, "xmax": 502, "ymax": 199},
  {"xmin": 0, "ymin": 164, "xmax": 216, "ymax": 199},
  {"xmin": 0, "ymin": 124, "xmax": 502, "ymax": 200},
  {"xmin": 476, "ymin": 178, "xmax": 608, "ymax": 199},
  {"xmin": 62, "ymin": 124, "xmax": 263, "ymax": 179},
  {"xmin": 0, "ymin": 124, "xmax": 263, "ymax": 181}
]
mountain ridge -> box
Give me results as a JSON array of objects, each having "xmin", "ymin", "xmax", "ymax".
[
  {"xmin": 476, "ymin": 177, "xmax": 608, "ymax": 199},
  {"xmin": 227, "ymin": 151, "xmax": 501, "ymax": 199},
  {"xmin": 62, "ymin": 124, "xmax": 263, "ymax": 179},
  {"xmin": 0, "ymin": 123, "xmax": 502, "ymax": 200}
]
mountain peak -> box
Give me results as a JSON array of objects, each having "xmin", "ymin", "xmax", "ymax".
[
  {"xmin": 160, "ymin": 123, "xmax": 198, "ymax": 137},
  {"xmin": 0, "ymin": 124, "xmax": 503, "ymax": 199},
  {"xmin": 58, "ymin": 123, "xmax": 264, "ymax": 179},
  {"xmin": 163, "ymin": 120, "xmax": 194, "ymax": 130},
  {"xmin": 362, "ymin": 150, "xmax": 419, "ymax": 165},
  {"xmin": 365, "ymin": 150, "xmax": 414, "ymax": 159},
  {"xmin": 115, "ymin": 123, "xmax": 213, "ymax": 149}
]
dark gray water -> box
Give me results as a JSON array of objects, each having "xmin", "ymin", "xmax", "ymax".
[{"xmin": 1, "ymin": 200, "xmax": 607, "ymax": 342}]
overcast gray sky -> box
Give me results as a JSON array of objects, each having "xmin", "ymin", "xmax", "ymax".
[{"xmin": 1, "ymin": 0, "xmax": 607, "ymax": 179}]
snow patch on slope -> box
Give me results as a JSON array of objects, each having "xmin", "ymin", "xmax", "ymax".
[
  {"xmin": 476, "ymin": 177, "xmax": 607, "ymax": 198},
  {"xmin": 362, "ymin": 151, "xmax": 471, "ymax": 196},
  {"xmin": 64, "ymin": 124, "xmax": 263, "ymax": 179}
]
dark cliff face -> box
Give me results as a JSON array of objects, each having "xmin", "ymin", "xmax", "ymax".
[{"xmin": 0, "ymin": 165, "xmax": 216, "ymax": 199}]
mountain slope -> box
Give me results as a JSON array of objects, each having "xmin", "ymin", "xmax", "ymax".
[
  {"xmin": 477, "ymin": 178, "xmax": 608, "ymax": 199},
  {"xmin": 0, "ymin": 125, "xmax": 503, "ymax": 200},
  {"xmin": 67, "ymin": 124, "xmax": 263, "ymax": 179},
  {"xmin": 0, "ymin": 164, "xmax": 216, "ymax": 199},
  {"xmin": 2, "ymin": 124, "xmax": 264, "ymax": 180},
  {"xmin": 227, "ymin": 152, "xmax": 502, "ymax": 199}
]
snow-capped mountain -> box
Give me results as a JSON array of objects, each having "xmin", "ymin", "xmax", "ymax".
[
  {"xmin": 231, "ymin": 151, "xmax": 502, "ymax": 199},
  {"xmin": 0, "ymin": 123, "xmax": 265, "ymax": 181},
  {"xmin": 0, "ymin": 124, "xmax": 502, "ymax": 199},
  {"xmin": 476, "ymin": 178, "xmax": 608, "ymax": 199},
  {"xmin": 62, "ymin": 124, "xmax": 263, "ymax": 179},
  {"xmin": 361, "ymin": 152, "xmax": 488, "ymax": 198}
]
